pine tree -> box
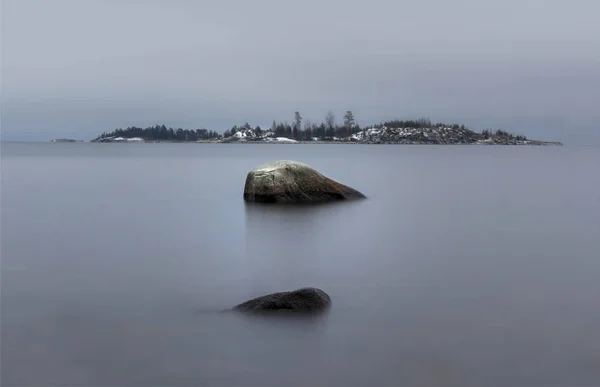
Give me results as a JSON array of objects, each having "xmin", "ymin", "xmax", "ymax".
[{"xmin": 343, "ymin": 110, "xmax": 355, "ymax": 137}]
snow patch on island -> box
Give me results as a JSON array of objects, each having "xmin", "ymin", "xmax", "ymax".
[{"xmin": 266, "ymin": 137, "xmax": 298, "ymax": 143}]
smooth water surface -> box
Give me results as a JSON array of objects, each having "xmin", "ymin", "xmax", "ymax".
[{"xmin": 2, "ymin": 142, "xmax": 599, "ymax": 386}]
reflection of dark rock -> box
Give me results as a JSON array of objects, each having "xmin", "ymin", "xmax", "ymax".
[
  {"xmin": 243, "ymin": 160, "xmax": 365, "ymax": 203},
  {"xmin": 230, "ymin": 287, "xmax": 331, "ymax": 314}
]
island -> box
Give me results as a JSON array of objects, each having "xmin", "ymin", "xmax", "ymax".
[
  {"xmin": 91, "ymin": 125, "xmax": 221, "ymax": 143},
  {"xmin": 91, "ymin": 116, "xmax": 562, "ymax": 146},
  {"xmin": 50, "ymin": 138, "xmax": 82, "ymax": 143}
]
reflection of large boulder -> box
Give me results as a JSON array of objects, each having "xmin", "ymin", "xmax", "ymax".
[
  {"xmin": 231, "ymin": 287, "xmax": 332, "ymax": 314},
  {"xmin": 243, "ymin": 160, "xmax": 365, "ymax": 203}
]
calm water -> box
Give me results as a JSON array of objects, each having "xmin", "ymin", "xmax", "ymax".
[{"xmin": 1, "ymin": 142, "xmax": 599, "ymax": 386}]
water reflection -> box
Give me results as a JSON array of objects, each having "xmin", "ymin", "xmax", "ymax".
[
  {"xmin": 243, "ymin": 200, "xmax": 364, "ymax": 256},
  {"xmin": 244, "ymin": 200, "xmax": 354, "ymax": 227},
  {"xmin": 229, "ymin": 306, "xmax": 332, "ymax": 327},
  {"xmin": 241, "ymin": 200, "xmax": 364, "ymax": 304}
]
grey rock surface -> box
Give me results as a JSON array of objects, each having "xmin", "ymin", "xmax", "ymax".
[{"xmin": 243, "ymin": 160, "xmax": 365, "ymax": 203}]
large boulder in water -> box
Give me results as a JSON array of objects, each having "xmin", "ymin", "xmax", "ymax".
[
  {"xmin": 243, "ymin": 160, "xmax": 365, "ymax": 203},
  {"xmin": 231, "ymin": 287, "xmax": 331, "ymax": 314}
]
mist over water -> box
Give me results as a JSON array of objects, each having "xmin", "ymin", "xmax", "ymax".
[{"xmin": 2, "ymin": 142, "xmax": 599, "ymax": 386}]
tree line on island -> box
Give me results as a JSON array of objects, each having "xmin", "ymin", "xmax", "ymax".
[
  {"xmin": 93, "ymin": 110, "xmax": 529, "ymax": 142},
  {"xmin": 224, "ymin": 111, "xmax": 362, "ymax": 141},
  {"xmin": 240, "ymin": 112, "xmax": 528, "ymax": 142},
  {"xmin": 94, "ymin": 125, "xmax": 220, "ymax": 142}
]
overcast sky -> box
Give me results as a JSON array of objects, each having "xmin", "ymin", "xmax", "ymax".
[{"xmin": 2, "ymin": 0, "xmax": 599, "ymax": 143}]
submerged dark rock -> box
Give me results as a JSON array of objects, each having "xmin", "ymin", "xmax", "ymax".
[
  {"xmin": 243, "ymin": 160, "xmax": 365, "ymax": 203},
  {"xmin": 230, "ymin": 287, "xmax": 332, "ymax": 314}
]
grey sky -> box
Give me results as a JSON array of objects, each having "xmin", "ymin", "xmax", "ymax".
[{"xmin": 2, "ymin": 0, "xmax": 599, "ymax": 142}]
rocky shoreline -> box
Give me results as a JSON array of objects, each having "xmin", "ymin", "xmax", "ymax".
[{"xmin": 218, "ymin": 126, "xmax": 562, "ymax": 146}]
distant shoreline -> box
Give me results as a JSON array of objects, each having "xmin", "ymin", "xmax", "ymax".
[{"xmin": 75, "ymin": 139, "xmax": 564, "ymax": 146}]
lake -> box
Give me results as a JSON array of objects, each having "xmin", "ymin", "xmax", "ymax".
[{"xmin": 1, "ymin": 142, "xmax": 599, "ymax": 386}]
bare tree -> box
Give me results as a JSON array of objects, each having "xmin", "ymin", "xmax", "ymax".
[
  {"xmin": 294, "ymin": 111, "xmax": 302, "ymax": 129},
  {"xmin": 303, "ymin": 119, "xmax": 313, "ymax": 140},
  {"xmin": 325, "ymin": 110, "xmax": 336, "ymax": 129},
  {"xmin": 293, "ymin": 111, "xmax": 302, "ymax": 140}
]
